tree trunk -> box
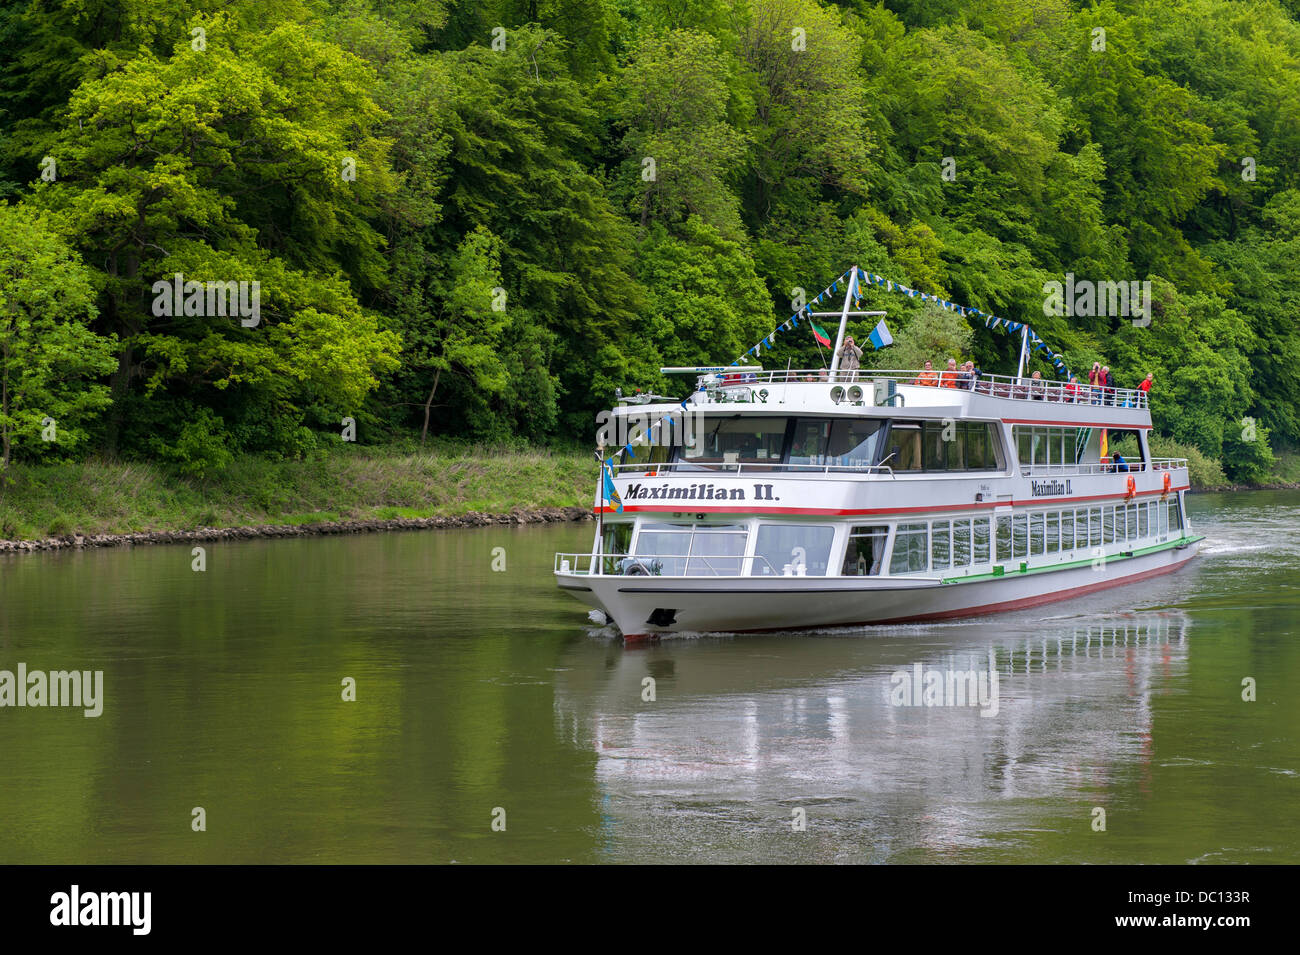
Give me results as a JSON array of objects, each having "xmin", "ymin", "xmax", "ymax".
[{"xmin": 420, "ymin": 367, "xmax": 442, "ymax": 445}]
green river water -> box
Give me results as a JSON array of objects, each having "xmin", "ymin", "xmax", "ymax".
[{"xmin": 0, "ymin": 491, "xmax": 1296, "ymax": 863}]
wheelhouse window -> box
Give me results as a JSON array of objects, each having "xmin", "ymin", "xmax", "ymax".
[
  {"xmin": 842, "ymin": 526, "xmax": 888, "ymax": 576},
  {"xmin": 888, "ymin": 424, "xmax": 923, "ymax": 471},
  {"xmin": 751, "ymin": 524, "xmax": 834, "ymax": 576},
  {"xmin": 681, "ymin": 416, "xmax": 787, "ymax": 469},
  {"xmin": 788, "ymin": 418, "xmax": 887, "ymax": 469},
  {"xmin": 899, "ymin": 420, "xmax": 999, "ymax": 471}
]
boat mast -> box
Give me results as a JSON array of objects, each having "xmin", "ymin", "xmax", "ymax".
[
  {"xmin": 1015, "ymin": 324, "xmax": 1029, "ymax": 380},
  {"xmin": 828, "ymin": 265, "xmax": 859, "ymax": 375}
]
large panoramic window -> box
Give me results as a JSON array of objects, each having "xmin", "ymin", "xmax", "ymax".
[
  {"xmin": 751, "ymin": 524, "xmax": 834, "ymax": 576},
  {"xmin": 680, "ymin": 416, "xmax": 787, "ymax": 468}
]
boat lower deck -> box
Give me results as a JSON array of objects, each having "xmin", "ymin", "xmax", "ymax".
[{"xmin": 560, "ymin": 535, "xmax": 1202, "ymax": 638}]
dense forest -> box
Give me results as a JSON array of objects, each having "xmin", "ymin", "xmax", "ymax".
[{"xmin": 1, "ymin": 0, "xmax": 1297, "ymax": 482}]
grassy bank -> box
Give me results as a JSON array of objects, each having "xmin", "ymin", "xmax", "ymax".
[{"xmin": 0, "ymin": 443, "xmax": 596, "ymax": 540}]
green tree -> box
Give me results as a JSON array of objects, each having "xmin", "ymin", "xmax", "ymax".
[
  {"xmin": 0, "ymin": 204, "xmax": 117, "ymax": 474},
  {"xmin": 30, "ymin": 17, "xmax": 401, "ymax": 455}
]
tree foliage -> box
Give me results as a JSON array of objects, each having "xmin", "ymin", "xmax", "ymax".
[{"xmin": 0, "ymin": 0, "xmax": 1296, "ymax": 477}]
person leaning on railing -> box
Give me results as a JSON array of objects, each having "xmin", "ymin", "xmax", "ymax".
[
  {"xmin": 939, "ymin": 357, "xmax": 960, "ymax": 388},
  {"xmin": 911, "ymin": 359, "xmax": 939, "ymax": 386}
]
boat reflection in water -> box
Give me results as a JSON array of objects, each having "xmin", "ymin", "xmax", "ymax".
[{"xmin": 552, "ymin": 612, "xmax": 1189, "ymax": 862}]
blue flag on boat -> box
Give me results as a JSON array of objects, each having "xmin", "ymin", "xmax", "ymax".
[
  {"xmin": 868, "ymin": 318, "xmax": 893, "ymax": 350},
  {"xmin": 602, "ymin": 460, "xmax": 623, "ymax": 512}
]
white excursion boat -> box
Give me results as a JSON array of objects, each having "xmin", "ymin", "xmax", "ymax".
[{"xmin": 554, "ymin": 270, "xmax": 1202, "ymax": 641}]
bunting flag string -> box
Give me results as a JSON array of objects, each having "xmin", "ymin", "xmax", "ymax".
[{"xmin": 853, "ymin": 267, "xmax": 1073, "ymax": 382}]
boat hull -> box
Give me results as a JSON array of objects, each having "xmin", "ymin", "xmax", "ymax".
[{"xmin": 558, "ymin": 540, "xmax": 1200, "ymax": 639}]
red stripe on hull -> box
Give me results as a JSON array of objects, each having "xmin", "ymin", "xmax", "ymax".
[{"xmin": 620, "ymin": 549, "xmax": 1197, "ymax": 642}]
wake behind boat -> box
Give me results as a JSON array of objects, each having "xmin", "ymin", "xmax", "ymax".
[{"xmin": 554, "ymin": 267, "xmax": 1201, "ymax": 640}]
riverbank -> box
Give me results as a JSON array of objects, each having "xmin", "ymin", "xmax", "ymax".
[{"xmin": 0, "ymin": 443, "xmax": 596, "ymax": 551}]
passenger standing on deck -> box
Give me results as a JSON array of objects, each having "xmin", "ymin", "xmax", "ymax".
[
  {"xmin": 1065, "ymin": 374, "xmax": 1080, "ymax": 403},
  {"xmin": 838, "ymin": 336, "xmax": 863, "ymax": 382},
  {"xmin": 1088, "ymin": 363, "xmax": 1102, "ymax": 404},
  {"xmin": 1101, "ymin": 365, "xmax": 1114, "ymax": 405}
]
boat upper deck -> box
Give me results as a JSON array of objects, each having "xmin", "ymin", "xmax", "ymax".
[
  {"xmin": 613, "ymin": 368, "xmax": 1150, "ymax": 427},
  {"xmin": 604, "ymin": 368, "xmax": 1174, "ymax": 481}
]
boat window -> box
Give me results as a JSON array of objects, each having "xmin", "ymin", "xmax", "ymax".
[
  {"xmin": 890, "ymin": 522, "xmax": 929, "ymax": 574},
  {"xmin": 1033, "ymin": 431, "xmax": 1048, "ymax": 466},
  {"xmin": 930, "ymin": 520, "xmax": 952, "ymax": 570},
  {"xmin": 1030, "ymin": 512, "xmax": 1046, "ymax": 556},
  {"xmin": 1046, "ymin": 512, "xmax": 1059, "ymax": 554},
  {"xmin": 680, "ymin": 416, "xmax": 788, "ymax": 468},
  {"xmin": 635, "ymin": 523, "xmax": 748, "ymax": 576},
  {"xmin": 751, "ymin": 524, "xmax": 834, "ymax": 576},
  {"xmin": 842, "ymin": 526, "xmax": 888, "ymax": 576},
  {"xmin": 1013, "ymin": 513, "xmax": 1028, "ymax": 559},
  {"xmin": 827, "ymin": 419, "xmax": 886, "ymax": 467},
  {"xmin": 788, "ymin": 419, "xmax": 830, "ymax": 467},
  {"xmin": 636, "ymin": 525, "xmax": 692, "ymax": 575},
  {"xmin": 600, "ymin": 522, "xmax": 633, "ymax": 573},
  {"xmin": 686, "ymin": 526, "xmax": 747, "ymax": 576},
  {"xmin": 889, "ymin": 424, "xmax": 923, "ymax": 471},
  {"xmin": 995, "ymin": 515, "xmax": 1011, "ymax": 562},
  {"xmin": 953, "ymin": 519, "xmax": 972, "ymax": 566},
  {"xmin": 1089, "ymin": 507, "xmax": 1102, "ymax": 547},
  {"xmin": 965, "ymin": 422, "xmax": 987, "ymax": 469},
  {"xmin": 892, "ymin": 420, "xmax": 998, "ymax": 471},
  {"xmin": 973, "ymin": 517, "xmax": 991, "ymax": 564},
  {"xmin": 1168, "ymin": 499, "xmax": 1182, "ymax": 532},
  {"xmin": 922, "ymin": 422, "xmax": 948, "ymax": 470},
  {"xmin": 1138, "ymin": 502, "xmax": 1149, "ymax": 538},
  {"xmin": 1062, "ymin": 510, "xmax": 1075, "ymax": 550}
]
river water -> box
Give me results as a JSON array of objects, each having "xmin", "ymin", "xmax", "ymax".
[{"xmin": 0, "ymin": 491, "xmax": 1296, "ymax": 863}]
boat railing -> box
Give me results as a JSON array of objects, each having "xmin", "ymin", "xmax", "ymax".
[
  {"xmin": 612, "ymin": 457, "xmax": 1188, "ymax": 478},
  {"xmin": 1023, "ymin": 457, "xmax": 1189, "ymax": 476},
  {"xmin": 702, "ymin": 368, "xmax": 1148, "ymax": 409},
  {"xmin": 555, "ymin": 551, "xmax": 791, "ymax": 578}
]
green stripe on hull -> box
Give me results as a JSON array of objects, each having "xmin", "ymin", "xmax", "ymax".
[{"xmin": 940, "ymin": 535, "xmax": 1203, "ymax": 585}]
